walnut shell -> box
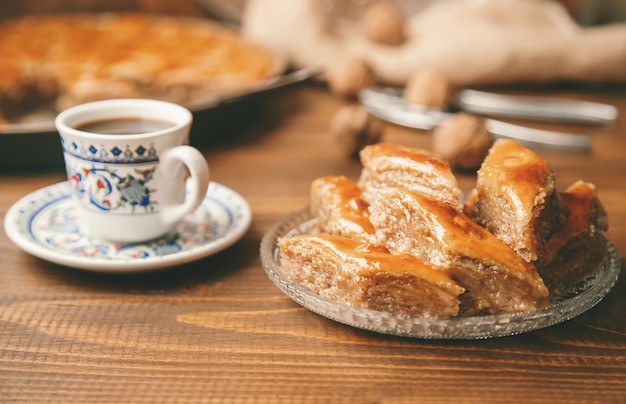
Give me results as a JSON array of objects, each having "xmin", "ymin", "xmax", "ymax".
[
  {"xmin": 326, "ymin": 57, "xmax": 376, "ymax": 98},
  {"xmin": 361, "ymin": 1, "xmax": 406, "ymax": 46},
  {"xmin": 431, "ymin": 113, "xmax": 493, "ymax": 170},
  {"xmin": 330, "ymin": 105, "xmax": 385, "ymax": 158},
  {"xmin": 404, "ymin": 70, "xmax": 453, "ymax": 110}
]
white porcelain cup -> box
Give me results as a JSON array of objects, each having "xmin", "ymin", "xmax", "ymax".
[{"xmin": 55, "ymin": 99, "xmax": 210, "ymax": 243}]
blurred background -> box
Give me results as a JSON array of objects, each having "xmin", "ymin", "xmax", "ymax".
[
  {"xmin": 0, "ymin": 1, "xmax": 205, "ymax": 17},
  {"xmin": 1, "ymin": 0, "xmax": 624, "ymax": 170},
  {"xmin": 1, "ymin": 0, "xmax": 625, "ymax": 24}
]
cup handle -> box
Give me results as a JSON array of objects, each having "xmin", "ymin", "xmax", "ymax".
[{"xmin": 159, "ymin": 145, "xmax": 210, "ymax": 227}]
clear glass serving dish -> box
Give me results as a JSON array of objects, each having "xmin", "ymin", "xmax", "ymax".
[{"xmin": 260, "ymin": 208, "xmax": 621, "ymax": 339}]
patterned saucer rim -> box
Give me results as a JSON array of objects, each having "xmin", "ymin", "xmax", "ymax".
[{"xmin": 4, "ymin": 181, "xmax": 251, "ymax": 272}]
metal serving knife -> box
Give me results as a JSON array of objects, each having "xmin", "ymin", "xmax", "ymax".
[
  {"xmin": 457, "ymin": 89, "xmax": 618, "ymax": 125},
  {"xmin": 359, "ymin": 87, "xmax": 592, "ymax": 153}
]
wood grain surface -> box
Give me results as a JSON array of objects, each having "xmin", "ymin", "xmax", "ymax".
[
  {"xmin": 1, "ymin": 81, "xmax": 625, "ymax": 403},
  {"xmin": 1, "ymin": 1, "xmax": 624, "ymax": 402}
]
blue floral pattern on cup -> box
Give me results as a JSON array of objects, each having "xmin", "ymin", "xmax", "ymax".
[
  {"xmin": 61, "ymin": 136, "xmax": 159, "ymax": 163},
  {"xmin": 62, "ymin": 136, "xmax": 161, "ymax": 214},
  {"xmin": 67, "ymin": 165, "xmax": 157, "ymax": 212}
]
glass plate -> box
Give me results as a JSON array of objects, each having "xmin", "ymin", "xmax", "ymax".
[{"xmin": 260, "ymin": 208, "xmax": 621, "ymax": 339}]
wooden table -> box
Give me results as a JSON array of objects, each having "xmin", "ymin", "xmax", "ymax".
[{"xmin": 1, "ymin": 82, "xmax": 625, "ymax": 403}]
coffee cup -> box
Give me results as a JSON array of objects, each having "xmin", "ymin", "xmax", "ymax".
[{"xmin": 54, "ymin": 98, "xmax": 210, "ymax": 243}]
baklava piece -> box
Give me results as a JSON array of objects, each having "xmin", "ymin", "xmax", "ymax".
[
  {"xmin": 467, "ymin": 139, "xmax": 566, "ymax": 263},
  {"xmin": 369, "ymin": 187, "xmax": 550, "ymax": 315},
  {"xmin": 310, "ymin": 176, "xmax": 375, "ymax": 244},
  {"xmin": 357, "ymin": 143, "xmax": 463, "ymax": 210},
  {"xmin": 538, "ymin": 180, "xmax": 609, "ymax": 295},
  {"xmin": 278, "ymin": 234, "xmax": 465, "ymax": 317}
]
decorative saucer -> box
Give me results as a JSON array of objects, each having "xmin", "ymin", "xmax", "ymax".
[{"xmin": 4, "ymin": 181, "xmax": 251, "ymax": 272}]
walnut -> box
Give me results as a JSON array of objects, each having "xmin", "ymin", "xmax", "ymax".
[
  {"xmin": 431, "ymin": 113, "xmax": 493, "ymax": 170},
  {"xmin": 330, "ymin": 105, "xmax": 384, "ymax": 158},
  {"xmin": 404, "ymin": 70, "xmax": 453, "ymax": 110},
  {"xmin": 326, "ymin": 57, "xmax": 376, "ymax": 98},
  {"xmin": 361, "ymin": 1, "xmax": 406, "ymax": 46}
]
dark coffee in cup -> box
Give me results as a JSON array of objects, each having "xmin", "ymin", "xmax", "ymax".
[{"xmin": 74, "ymin": 117, "xmax": 175, "ymax": 135}]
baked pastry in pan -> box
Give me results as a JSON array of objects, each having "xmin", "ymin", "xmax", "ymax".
[{"xmin": 0, "ymin": 13, "xmax": 282, "ymax": 124}]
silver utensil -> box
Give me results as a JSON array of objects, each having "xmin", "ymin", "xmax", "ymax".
[
  {"xmin": 458, "ymin": 89, "xmax": 618, "ymax": 125},
  {"xmin": 360, "ymin": 87, "xmax": 592, "ymax": 153}
]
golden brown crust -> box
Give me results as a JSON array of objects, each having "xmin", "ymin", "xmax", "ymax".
[
  {"xmin": 310, "ymin": 176, "xmax": 375, "ymax": 244},
  {"xmin": 538, "ymin": 180, "xmax": 609, "ymax": 295},
  {"xmin": 281, "ymin": 141, "xmax": 609, "ymax": 318},
  {"xmin": 368, "ymin": 186, "xmax": 549, "ymax": 315},
  {"xmin": 358, "ymin": 143, "xmax": 462, "ymax": 210},
  {"xmin": 544, "ymin": 181, "xmax": 607, "ymax": 254},
  {"xmin": 278, "ymin": 234, "xmax": 465, "ymax": 317},
  {"xmin": 0, "ymin": 13, "xmax": 281, "ymax": 113},
  {"xmin": 469, "ymin": 139, "xmax": 566, "ymax": 263}
]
